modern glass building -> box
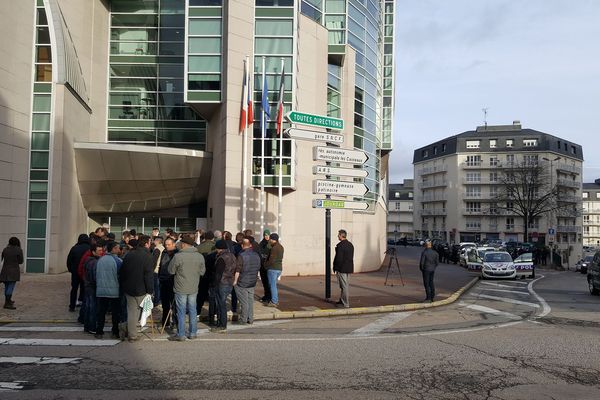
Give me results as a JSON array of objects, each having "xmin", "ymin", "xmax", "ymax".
[{"xmin": 0, "ymin": 0, "xmax": 394, "ymax": 275}]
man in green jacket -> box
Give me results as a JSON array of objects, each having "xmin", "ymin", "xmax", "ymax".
[
  {"xmin": 264, "ymin": 233, "xmax": 284, "ymax": 307},
  {"xmin": 168, "ymin": 235, "xmax": 205, "ymax": 341}
]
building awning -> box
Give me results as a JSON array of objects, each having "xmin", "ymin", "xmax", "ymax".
[{"xmin": 74, "ymin": 143, "xmax": 212, "ymax": 213}]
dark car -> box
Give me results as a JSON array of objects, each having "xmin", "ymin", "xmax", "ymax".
[
  {"xmin": 587, "ymin": 252, "xmax": 600, "ymax": 295},
  {"xmin": 579, "ymin": 255, "xmax": 594, "ymax": 274}
]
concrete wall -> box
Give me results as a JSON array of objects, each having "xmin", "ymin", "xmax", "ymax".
[{"xmin": 0, "ymin": 0, "xmax": 35, "ymax": 251}]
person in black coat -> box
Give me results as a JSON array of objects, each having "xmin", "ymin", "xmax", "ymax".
[
  {"xmin": 119, "ymin": 235, "xmax": 154, "ymax": 341},
  {"xmin": 333, "ymin": 229, "xmax": 354, "ymax": 308},
  {"xmin": 66, "ymin": 234, "xmax": 90, "ymax": 312},
  {"xmin": 1, "ymin": 237, "xmax": 24, "ymax": 309},
  {"xmin": 419, "ymin": 241, "xmax": 439, "ymax": 303}
]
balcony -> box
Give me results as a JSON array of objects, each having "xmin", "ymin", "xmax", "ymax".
[
  {"xmin": 420, "ymin": 165, "xmax": 448, "ymax": 176},
  {"xmin": 461, "ymin": 162, "xmax": 483, "ymax": 169},
  {"xmin": 464, "ymin": 225, "xmax": 482, "ymax": 232},
  {"xmin": 462, "ymin": 192, "xmax": 482, "ymax": 198},
  {"xmin": 419, "ymin": 180, "xmax": 447, "ymax": 189},
  {"xmin": 556, "ymin": 163, "xmax": 582, "ymax": 175},
  {"xmin": 462, "ymin": 178, "xmax": 503, "ymax": 185},
  {"xmin": 422, "ymin": 194, "xmax": 447, "ymax": 202},
  {"xmin": 557, "ymin": 225, "xmax": 582, "ymax": 233},
  {"xmin": 556, "ymin": 179, "xmax": 580, "ymax": 189},
  {"xmin": 420, "ymin": 208, "xmax": 447, "ymax": 216},
  {"xmin": 463, "ymin": 208, "xmax": 485, "ymax": 215},
  {"xmin": 558, "ymin": 194, "xmax": 581, "ymax": 203}
]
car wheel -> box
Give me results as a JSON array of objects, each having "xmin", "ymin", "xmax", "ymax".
[
  {"xmin": 588, "ymin": 278, "xmax": 599, "ymax": 295},
  {"xmin": 531, "ymin": 270, "xmax": 535, "ymax": 279}
]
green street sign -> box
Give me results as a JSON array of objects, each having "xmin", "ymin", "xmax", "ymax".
[
  {"xmin": 312, "ymin": 199, "xmax": 370, "ymax": 210},
  {"xmin": 285, "ymin": 111, "xmax": 344, "ymax": 130}
]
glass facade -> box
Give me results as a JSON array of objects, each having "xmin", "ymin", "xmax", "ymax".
[
  {"xmin": 108, "ymin": 0, "xmax": 206, "ymax": 150},
  {"xmin": 26, "ymin": 1, "xmax": 52, "ymax": 273},
  {"xmin": 381, "ymin": 0, "xmax": 394, "ymax": 150},
  {"xmin": 186, "ymin": 0, "xmax": 223, "ymax": 102},
  {"xmin": 252, "ymin": 1, "xmax": 295, "ymax": 187}
]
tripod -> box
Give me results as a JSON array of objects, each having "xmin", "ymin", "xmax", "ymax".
[{"xmin": 384, "ymin": 247, "xmax": 404, "ymax": 286}]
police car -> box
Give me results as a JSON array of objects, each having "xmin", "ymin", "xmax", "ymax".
[
  {"xmin": 513, "ymin": 252, "xmax": 536, "ymax": 279},
  {"xmin": 468, "ymin": 251, "xmax": 517, "ymax": 279}
]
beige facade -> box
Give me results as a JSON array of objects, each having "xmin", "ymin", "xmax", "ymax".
[
  {"xmin": 582, "ymin": 182, "xmax": 600, "ymax": 247},
  {"xmin": 387, "ymin": 180, "xmax": 414, "ymax": 240},
  {"xmin": 1, "ymin": 1, "xmax": 390, "ymax": 275},
  {"xmin": 413, "ymin": 123, "xmax": 583, "ymax": 266}
]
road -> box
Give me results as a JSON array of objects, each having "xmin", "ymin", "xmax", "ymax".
[{"xmin": 1, "ymin": 268, "xmax": 599, "ymax": 399}]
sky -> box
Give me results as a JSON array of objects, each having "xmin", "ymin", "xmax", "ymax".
[{"xmin": 391, "ymin": 0, "xmax": 600, "ymax": 183}]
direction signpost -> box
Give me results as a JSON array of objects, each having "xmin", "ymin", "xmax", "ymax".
[
  {"xmin": 285, "ymin": 111, "xmax": 344, "ymax": 130},
  {"xmin": 313, "ymin": 146, "xmax": 368, "ymax": 164},
  {"xmin": 285, "ymin": 128, "xmax": 344, "ymax": 144},
  {"xmin": 313, "ymin": 165, "xmax": 368, "ymax": 178},
  {"xmin": 313, "ymin": 180, "xmax": 369, "ymax": 196},
  {"xmin": 312, "ymin": 199, "xmax": 369, "ymax": 211}
]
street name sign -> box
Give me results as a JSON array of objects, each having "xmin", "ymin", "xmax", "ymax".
[
  {"xmin": 313, "ymin": 146, "xmax": 368, "ymax": 164},
  {"xmin": 286, "ymin": 128, "xmax": 344, "ymax": 144},
  {"xmin": 312, "ymin": 199, "xmax": 369, "ymax": 210},
  {"xmin": 285, "ymin": 111, "xmax": 344, "ymax": 130},
  {"xmin": 313, "ymin": 165, "xmax": 368, "ymax": 178},
  {"xmin": 313, "ymin": 179, "xmax": 369, "ymax": 196}
]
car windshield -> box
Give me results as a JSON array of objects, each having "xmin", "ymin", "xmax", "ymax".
[
  {"xmin": 584, "ymin": 255, "xmax": 594, "ymax": 262},
  {"xmin": 484, "ymin": 253, "xmax": 512, "ymax": 262},
  {"xmin": 517, "ymin": 253, "xmax": 533, "ymax": 262}
]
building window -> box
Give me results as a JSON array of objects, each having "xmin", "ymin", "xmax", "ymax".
[
  {"xmin": 466, "ymin": 155, "xmax": 481, "ymax": 166},
  {"xmin": 506, "ymin": 201, "xmax": 514, "ymax": 211},
  {"xmin": 557, "ymin": 140, "xmax": 561, "ymax": 149},
  {"xmin": 564, "ymin": 142, "xmax": 568, "ymax": 151},
  {"xmin": 489, "ymin": 139, "xmax": 497, "ymax": 148},
  {"xmin": 490, "ymin": 172, "xmax": 499, "ymax": 182},
  {"xmin": 395, "ymin": 202, "xmax": 401, "ymax": 210},
  {"xmin": 408, "ymin": 192, "xmax": 413, "ymax": 198},
  {"xmin": 490, "ymin": 157, "xmax": 499, "ymax": 167},
  {"xmin": 490, "ymin": 187, "xmax": 499, "ymax": 197},
  {"xmin": 489, "ymin": 203, "xmax": 498, "ymax": 214},
  {"xmin": 466, "ymin": 186, "xmax": 481, "ymax": 198},
  {"xmin": 572, "ymin": 146, "xmax": 577, "ymax": 155},
  {"xmin": 584, "ymin": 215, "xmax": 590, "ymax": 223},
  {"xmin": 394, "ymin": 192, "xmax": 400, "ymax": 198},
  {"xmin": 524, "ymin": 155, "xmax": 538, "ymax": 165},
  {"xmin": 466, "ymin": 218, "xmax": 481, "ymax": 229},
  {"xmin": 506, "ymin": 154, "xmax": 515, "ymax": 165},
  {"xmin": 466, "ymin": 172, "xmax": 481, "ymax": 182},
  {"xmin": 433, "ymin": 146, "xmax": 438, "ymax": 155},
  {"xmin": 506, "ymin": 139, "xmax": 513, "ymax": 148},
  {"xmin": 506, "ymin": 217, "xmax": 515, "ymax": 230},
  {"xmin": 523, "ymin": 139, "xmax": 538, "ymax": 147},
  {"xmin": 466, "ymin": 140, "xmax": 480, "ymax": 149},
  {"xmin": 442, "ymin": 143, "xmax": 446, "ymax": 152},
  {"xmin": 583, "ymin": 192, "xmax": 589, "ymax": 198},
  {"xmin": 466, "ymin": 202, "xmax": 481, "ymax": 212},
  {"xmin": 596, "ymin": 193, "xmax": 600, "ymax": 199},
  {"xmin": 422, "ymin": 149, "xmax": 428, "ymax": 158}
]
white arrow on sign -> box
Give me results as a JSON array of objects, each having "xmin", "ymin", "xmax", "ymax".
[
  {"xmin": 313, "ymin": 165, "xmax": 368, "ymax": 178},
  {"xmin": 312, "ymin": 179, "xmax": 369, "ymax": 196},
  {"xmin": 285, "ymin": 128, "xmax": 344, "ymax": 144},
  {"xmin": 313, "ymin": 146, "xmax": 368, "ymax": 165},
  {"xmin": 312, "ymin": 199, "xmax": 370, "ymax": 210}
]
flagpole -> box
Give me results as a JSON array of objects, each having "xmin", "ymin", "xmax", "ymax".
[
  {"xmin": 241, "ymin": 56, "xmax": 249, "ymax": 232},
  {"xmin": 260, "ymin": 56, "xmax": 266, "ymax": 236},
  {"xmin": 278, "ymin": 58, "xmax": 284, "ymax": 240}
]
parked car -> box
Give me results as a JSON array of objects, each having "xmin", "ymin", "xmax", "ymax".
[
  {"xmin": 475, "ymin": 251, "xmax": 517, "ymax": 279},
  {"xmin": 587, "ymin": 252, "xmax": 600, "ymax": 295},
  {"xmin": 459, "ymin": 243, "xmax": 478, "ymax": 266},
  {"xmin": 465, "ymin": 247, "xmax": 496, "ymax": 271},
  {"xmin": 578, "ymin": 255, "xmax": 594, "ymax": 274},
  {"xmin": 513, "ymin": 252, "xmax": 535, "ymax": 279}
]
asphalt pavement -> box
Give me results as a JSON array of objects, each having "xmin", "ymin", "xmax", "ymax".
[{"xmin": 1, "ymin": 252, "xmax": 599, "ymax": 399}]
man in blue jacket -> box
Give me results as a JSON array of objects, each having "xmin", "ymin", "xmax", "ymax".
[{"xmin": 95, "ymin": 242, "xmax": 122, "ymax": 339}]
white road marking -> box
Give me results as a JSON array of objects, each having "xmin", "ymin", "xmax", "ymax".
[
  {"xmin": 0, "ymin": 356, "xmax": 81, "ymax": 364},
  {"xmin": 459, "ymin": 303, "xmax": 522, "ymax": 320},
  {"xmin": 0, "ymin": 326, "xmax": 82, "ymax": 332},
  {"xmin": 481, "ymin": 282, "xmax": 526, "ymax": 289},
  {"xmin": 349, "ymin": 312, "xmax": 414, "ymax": 337},
  {"xmin": 528, "ymin": 275, "xmax": 552, "ymax": 318},
  {"xmin": 0, "ymin": 381, "xmax": 27, "ymax": 391},
  {"xmin": 0, "ymin": 338, "xmax": 120, "ymax": 346},
  {"xmin": 473, "ymin": 294, "xmax": 540, "ymax": 308},
  {"xmin": 481, "ymin": 288, "xmax": 530, "ymax": 295},
  {"xmin": 508, "ymin": 280, "xmax": 530, "ymax": 285}
]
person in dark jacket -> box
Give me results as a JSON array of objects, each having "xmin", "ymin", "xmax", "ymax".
[
  {"xmin": 66, "ymin": 234, "xmax": 90, "ymax": 311},
  {"xmin": 264, "ymin": 233, "xmax": 284, "ymax": 307},
  {"xmin": 211, "ymin": 240, "xmax": 239, "ymax": 333},
  {"xmin": 82, "ymin": 243, "xmax": 104, "ymax": 334},
  {"xmin": 332, "ymin": 229, "xmax": 354, "ymax": 308},
  {"xmin": 258, "ymin": 229, "xmax": 272, "ymax": 303},
  {"xmin": 234, "ymin": 237, "xmax": 262, "ymax": 324},
  {"xmin": 419, "ymin": 241, "xmax": 439, "ymax": 303},
  {"xmin": 1, "ymin": 237, "xmax": 24, "ymax": 310},
  {"xmin": 158, "ymin": 237, "xmax": 178, "ymax": 330},
  {"xmin": 119, "ymin": 235, "xmax": 154, "ymax": 342}
]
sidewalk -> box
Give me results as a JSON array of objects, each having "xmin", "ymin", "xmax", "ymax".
[{"xmin": 0, "ymin": 248, "xmax": 476, "ymax": 323}]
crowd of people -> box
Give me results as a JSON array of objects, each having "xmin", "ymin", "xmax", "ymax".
[{"xmin": 66, "ymin": 227, "xmax": 284, "ymax": 341}]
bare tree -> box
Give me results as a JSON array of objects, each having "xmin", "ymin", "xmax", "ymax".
[{"xmin": 493, "ymin": 160, "xmax": 578, "ymax": 241}]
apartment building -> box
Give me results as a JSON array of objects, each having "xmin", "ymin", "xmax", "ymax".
[
  {"xmin": 412, "ymin": 122, "xmax": 583, "ymax": 264},
  {"xmin": 387, "ymin": 180, "xmax": 414, "ymax": 241},
  {"xmin": 583, "ymin": 180, "xmax": 600, "ymax": 246}
]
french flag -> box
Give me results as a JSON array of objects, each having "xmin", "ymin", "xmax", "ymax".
[
  {"xmin": 276, "ymin": 65, "xmax": 285, "ymax": 135},
  {"xmin": 240, "ymin": 60, "xmax": 249, "ymax": 133}
]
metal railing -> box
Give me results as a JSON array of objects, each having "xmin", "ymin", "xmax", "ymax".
[
  {"xmin": 422, "ymin": 194, "xmax": 448, "ymax": 202},
  {"xmin": 557, "ymin": 225, "xmax": 582, "ymax": 233},
  {"xmin": 420, "ymin": 209, "xmax": 447, "ymax": 216},
  {"xmin": 420, "ymin": 165, "xmax": 448, "ymax": 175},
  {"xmin": 556, "ymin": 179, "xmax": 580, "ymax": 189},
  {"xmin": 419, "ymin": 180, "xmax": 447, "ymax": 189},
  {"xmin": 555, "ymin": 163, "xmax": 582, "ymax": 175}
]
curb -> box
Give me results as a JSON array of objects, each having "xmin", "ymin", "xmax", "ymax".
[{"xmin": 0, "ymin": 278, "xmax": 480, "ymax": 325}]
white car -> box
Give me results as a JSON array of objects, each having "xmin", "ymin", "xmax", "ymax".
[
  {"xmin": 513, "ymin": 252, "xmax": 535, "ymax": 279},
  {"xmin": 464, "ymin": 247, "xmax": 495, "ymax": 270},
  {"xmin": 477, "ymin": 251, "xmax": 517, "ymax": 279},
  {"xmin": 459, "ymin": 243, "xmax": 478, "ymax": 266}
]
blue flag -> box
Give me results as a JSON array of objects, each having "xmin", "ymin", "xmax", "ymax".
[{"xmin": 261, "ymin": 75, "xmax": 270, "ymax": 119}]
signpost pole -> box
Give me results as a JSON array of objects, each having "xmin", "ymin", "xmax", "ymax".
[
  {"xmin": 278, "ymin": 58, "xmax": 284, "ymax": 240},
  {"xmin": 325, "ymin": 206, "xmax": 331, "ymax": 300}
]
